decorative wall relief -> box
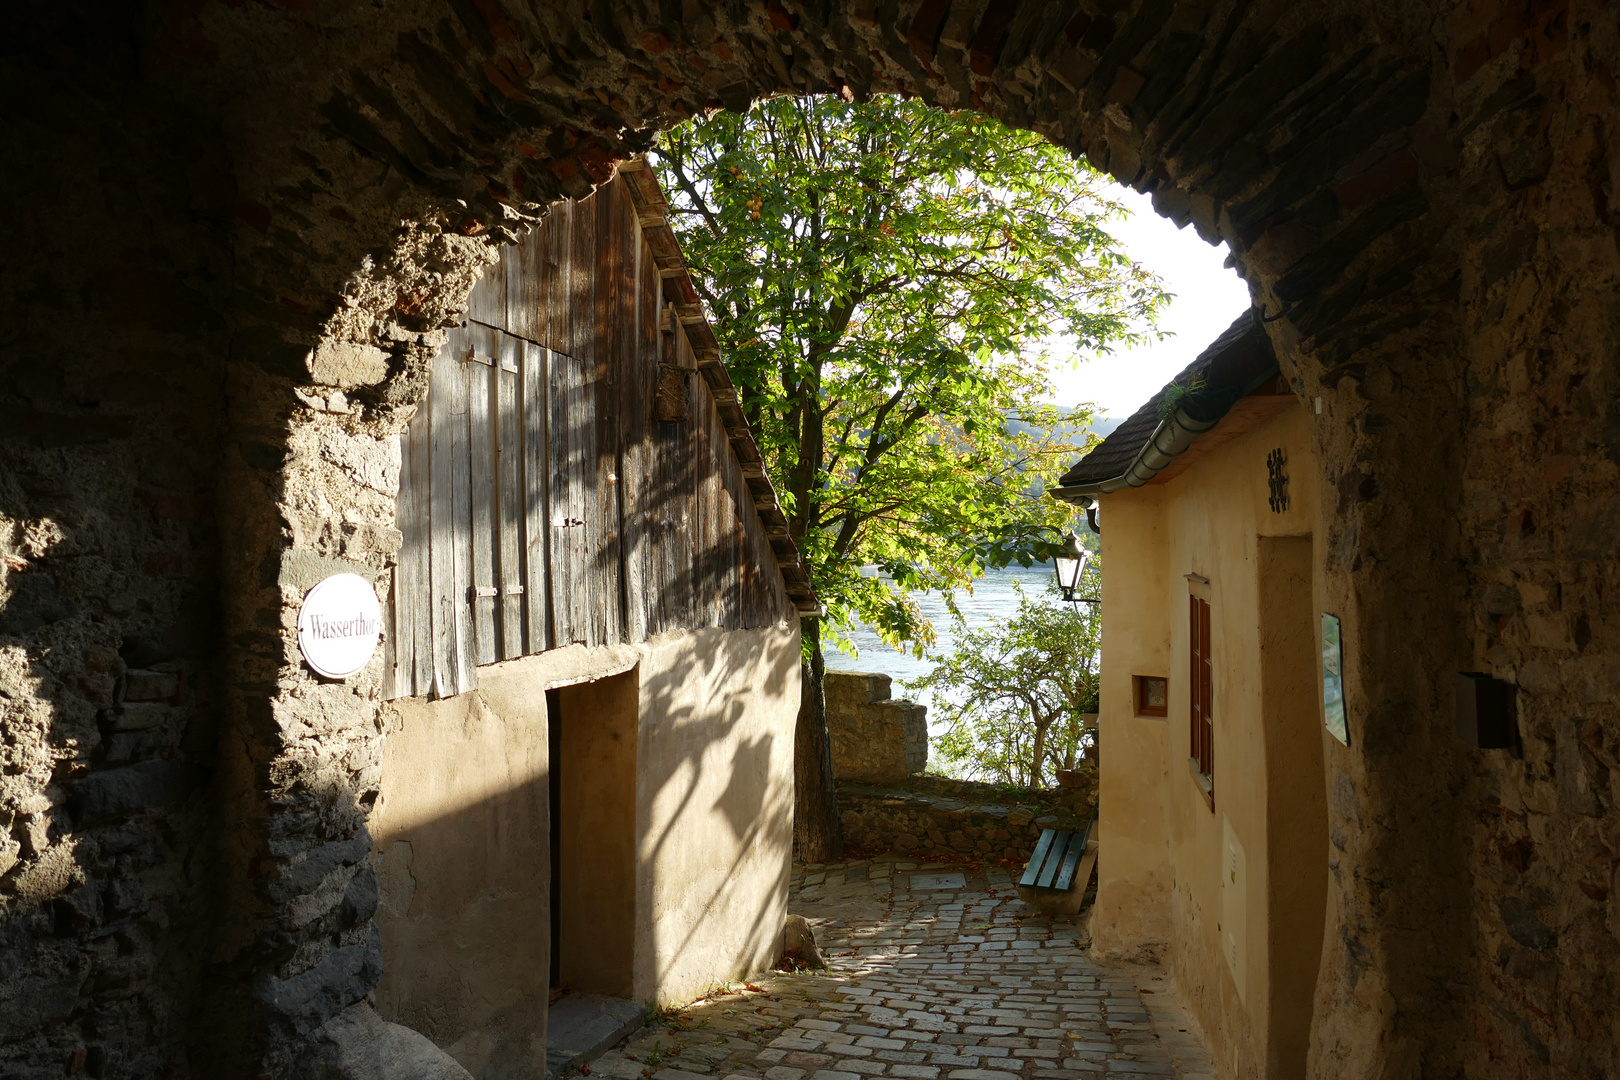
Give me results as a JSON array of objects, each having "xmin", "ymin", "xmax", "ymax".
[{"xmin": 1267, "ymin": 447, "xmax": 1289, "ymax": 513}]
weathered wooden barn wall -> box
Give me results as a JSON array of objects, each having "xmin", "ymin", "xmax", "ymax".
[{"xmin": 389, "ymin": 170, "xmax": 806, "ymax": 700}]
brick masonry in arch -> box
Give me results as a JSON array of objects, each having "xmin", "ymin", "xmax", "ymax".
[{"xmin": 0, "ymin": 1, "xmax": 1617, "ymax": 1077}]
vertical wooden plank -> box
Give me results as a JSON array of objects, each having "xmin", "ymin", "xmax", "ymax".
[
  {"xmin": 719, "ymin": 413, "xmax": 741, "ymax": 630},
  {"xmin": 619, "ymin": 217, "xmax": 655, "ymax": 644},
  {"xmin": 523, "ymin": 340, "xmax": 550, "ymax": 653},
  {"xmin": 428, "ymin": 336, "xmax": 459, "ymax": 697},
  {"xmin": 642, "ymin": 238, "xmax": 672, "ymax": 638},
  {"xmin": 466, "ymin": 244, "xmax": 509, "ymax": 329},
  {"xmin": 711, "ymin": 395, "xmax": 731, "ymax": 630},
  {"xmin": 574, "ymin": 189, "xmax": 613, "ymax": 646},
  {"xmin": 571, "ymin": 193, "xmax": 593, "ymax": 388},
  {"xmin": 408, "ymin": 379, "xmax": 434, "ymax": 696},
  {"xmin": 469, "ymin": 325, "xmax": 499, "ymax": 666},
  {"xmin": 708, "ymin": 379, "xmax": 727, "ymax": 630},
  {"xmin": 496, "ymin": 330, "xmax": 525, "ymax": 659},
  {"xmin": 382, "ymin": 567, "xmax": 397, "ymax": 698},
  {"xmin": 508, "ymin": 232, "xmax": 537, "ymax": 342},
  {"xmin": 549, "ymin": 199, "xmax": 575, "ymax": 357},
  {"xmin": 549, "ymin": 346, "xmax": 592, "ymax": 647},
  {"xmin": 717, "ymin": 453, "xmax": 745, "ymax": 632},
  {"xmin": 597, "ymin": 181, "xmax": 627, "ymax": 646},
  {"xmin": 691, "ymin": 374, "xmax": 717, "ymax": 630},
  {"xmin": 716, "ymin": 417, "xmax": 743, "ymax": 632},
  {"xmin": 667, "ymin": 309, "xmax": 696, "ymax": 634},
  {"xmin": 738, "ymin": 472, "xmax": 789, "ymax": 628},
  {"xmin": 541, "ymin": 201, "xmax": 580, "ymax": 644},
  {"xmin": 386, "ymin": 435, "xmax": 408, "ymax": 698},
  {"xmin": 448, "ymin": 347, "xmax": 477, "ymax": 694}
]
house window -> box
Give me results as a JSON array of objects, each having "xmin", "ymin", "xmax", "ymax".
[
  {"xmin": 1189, "ymin": 593, "xmax": 1214, "ymax": 806},
  {"xmin": 1134, "ymin": 675, "xmax": 1168, "ymax": 717}
]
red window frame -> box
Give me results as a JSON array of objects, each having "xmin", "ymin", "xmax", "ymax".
[{"xmin": 1189, "ymin": 594, "xmax": 1214, "ymax": 807}]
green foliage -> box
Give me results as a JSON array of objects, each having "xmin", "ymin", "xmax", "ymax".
[
  {"xmin": 1157, "ymin": 374, "xmax": 1207, "ymax": 420},
  {"xmin": 652, "ymin": 95, "xmax": 1165, "ymax": 652},
  {"xmin": 910, "ymin": 572, "xmax": 1101, "ymax": 788}
]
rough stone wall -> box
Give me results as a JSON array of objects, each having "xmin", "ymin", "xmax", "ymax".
[
  {"xmin": 1446, "ymin": 6, "xmax": 1620, "ymax": 1077},
  {"xmin": 837, "ymin": 773, "xmax": 1097, "ymax": 862},
  {"xmin": 825, "ymin": 670, "xmax": 928, "ymax": 785},
  {"xmin": 0, "ymin": 1, "xmax": 1617, "ymax": 1076},
  {"xmin": 0, "ymin": 10, "xmax": 234, "ymax": 1075}
]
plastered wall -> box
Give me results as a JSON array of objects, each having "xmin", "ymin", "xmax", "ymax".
[
  {"xmin": 1094, "ymin": 404, "xmax": 1328, "ymax": 1079},
  {"xmin": 371, "ymin": 684, "xmax": 552, "ymax": 1077},
  {"xmin": 369, "ymin": 623, "xmax": 797, "ymax": 1075},
  {"xmin": 634, "ymin": 625, "xmax": 799, "ymax": 1004},
  {"xmin": 1092, "ymin": 487, "xmax": 1174, "ymax": 961}
]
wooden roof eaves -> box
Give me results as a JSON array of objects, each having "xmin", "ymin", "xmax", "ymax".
[{"xmin": 616, "ymin": 158, "xmax": 820, "ymax": 617}]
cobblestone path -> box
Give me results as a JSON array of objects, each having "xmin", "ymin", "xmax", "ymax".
[{"xmin": 585, "ymin": 856, "xmax": 1215, "ymax": 1080}]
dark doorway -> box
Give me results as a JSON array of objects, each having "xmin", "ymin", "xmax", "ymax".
[
  {"xmin": 548, "ymin": 686, "xmax": 563, "ymax": 993},
  {"xmin": 547, "ymin": 671, "xmax": 638, "ymax": 998},
  {"xmin": 1257, "ymin": 535, "xmax": 1328, "ymax": 1077}
]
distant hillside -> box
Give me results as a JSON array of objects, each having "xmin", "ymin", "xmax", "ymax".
[{"xmin": 1003, "ymin": 406, "xmax": 1119, "ymax": 445}]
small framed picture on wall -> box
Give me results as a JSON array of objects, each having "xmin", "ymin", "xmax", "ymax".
[{"xmin": 1135, "ymin": 675, "xmax": 1169, "ymax": 717}]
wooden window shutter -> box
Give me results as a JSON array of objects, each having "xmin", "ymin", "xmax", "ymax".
[{"xmin": 1190, "ymin": 594, "xmax": 1214, "ymax": 801}]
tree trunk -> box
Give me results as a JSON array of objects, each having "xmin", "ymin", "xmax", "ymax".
[
  {"xmin": 793, "ymin": 616, "xmax": 843, "ymax": 863},
  {"xmin": 1029, "ymin": 717, "xmax": 1048, "ymax": 788}
]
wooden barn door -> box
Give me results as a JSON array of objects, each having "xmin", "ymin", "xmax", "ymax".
[{"xmin": 390, "ymin": 326, "xmax": 554, "ymax": 698}]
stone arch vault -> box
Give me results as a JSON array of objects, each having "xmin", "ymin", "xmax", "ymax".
[{"xmin": 1, "ymin": 1, "xmax": 1617, "ymax": 1077}]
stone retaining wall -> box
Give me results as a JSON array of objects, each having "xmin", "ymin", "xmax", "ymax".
[
  {"xmin": 837, "ymin": 771, "xmax": 1097, "ymax": 863},
  {"xmin": 825, "ymin": 670, "xmax": 927, "ymax": 786}
]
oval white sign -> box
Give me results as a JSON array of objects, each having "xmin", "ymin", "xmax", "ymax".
[{"xmin": 297, "ymin": 573, "xmax": 382, "ymax": 680}]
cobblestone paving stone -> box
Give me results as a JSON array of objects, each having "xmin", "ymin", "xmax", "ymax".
[{"xmin": 584, "ymin": 856, "xmax": 1216, "ymax": 1080}]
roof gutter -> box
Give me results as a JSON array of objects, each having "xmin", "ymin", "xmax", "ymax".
[{"xmin": 1048, "ymin": 405, "xmax": 1224, "ymax": 507}]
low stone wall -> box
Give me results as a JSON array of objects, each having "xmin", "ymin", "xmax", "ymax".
[
  {"xmin": 837, "ymin": 771, "xmax": 1098, "ymax": 862},
  {"xmin": 825, "ymin": 670, "xmax": 927, "ymax": 785}
]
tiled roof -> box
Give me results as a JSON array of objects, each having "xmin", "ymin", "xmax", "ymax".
[{"xmin": 1056, "ymin": 310, "xmax": 1276, "ymax": 490}]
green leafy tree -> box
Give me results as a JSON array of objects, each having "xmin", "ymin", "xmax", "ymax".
[
  {"xmin": 912, "ymin": 575, "xmax": 1102, "ymax": 788},
  {"xmin": 651, "ymin": 95, "xmax": 1163, "ymax": 853}
]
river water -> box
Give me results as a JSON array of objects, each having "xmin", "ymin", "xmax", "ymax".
[{"xmin": 822, "ymin": 562, "xmax": 1064, "ymax": 739}]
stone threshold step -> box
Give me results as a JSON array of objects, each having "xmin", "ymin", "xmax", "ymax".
[{"xmin": 546, "ymin": 995, "xmax": 647, "ymax": 1079}]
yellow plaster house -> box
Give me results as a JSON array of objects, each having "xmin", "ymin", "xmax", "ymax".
[{"xmin": 1052, "ymin": 312, "xmax": 1332, "ymax": 1080}]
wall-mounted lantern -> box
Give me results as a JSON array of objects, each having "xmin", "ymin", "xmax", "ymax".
[{"xmin": 1054, "ymin": 531, "xmax": 1091, "ymax": 603}]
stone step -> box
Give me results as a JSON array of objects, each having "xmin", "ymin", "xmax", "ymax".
[{"xmin": 545, "ymin": 995, "xmax": 647, "ymax": 1079}]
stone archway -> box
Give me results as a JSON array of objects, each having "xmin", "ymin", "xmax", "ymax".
[{"xmin": 1, "ymin": 2, "xmax": 1615, "ymax": 1077}]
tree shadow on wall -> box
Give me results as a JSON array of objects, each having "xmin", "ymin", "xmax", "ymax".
[{"xmin": 363, "ymin": 577, "xmax": 796, "ymax": 1079}]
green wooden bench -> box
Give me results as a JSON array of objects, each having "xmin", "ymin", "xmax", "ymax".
[{"xmin": 1018, "ymin": 811, "xmax": 1098, "ymax": 910}]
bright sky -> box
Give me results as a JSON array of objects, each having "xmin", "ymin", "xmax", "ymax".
[{"xmin": 1045, "ymin": 185, "xmax": 1253, "ymax": 420}]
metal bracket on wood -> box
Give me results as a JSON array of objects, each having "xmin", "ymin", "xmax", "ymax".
[
  {"xmin": 464, "ymin": 348, "xmax": 495, "ymax": 367},
  {"xmin": 503, "ymin": 584, "xmax": 525, "ymax": 595},
  {"xmin": 472, "ymin": 585, "xmax": 499, "ymax": 598}
]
